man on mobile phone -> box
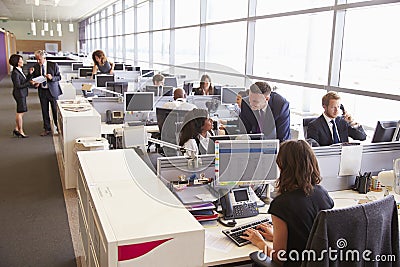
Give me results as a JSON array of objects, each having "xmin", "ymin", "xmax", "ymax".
[{"xmin": 306, "ymin": 91, "xmax": 366, "ymax": 146}]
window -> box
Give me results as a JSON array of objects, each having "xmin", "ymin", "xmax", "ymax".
[
  {"xmin": 256, "ymin": 0, "xmax": 334, "ymax": 16},
  {"xmin": 137, "ymin": 2, "xmax": 149, "ymax": 32},
  {"xmin": 115, "ymin": 12, "xmax": 122, "ymax": 35},
  {"xmin": 175, "ymin": 27, "xmax": 199, "ymax": 65},
  {"xmin": 154, "ymin": 0, "xmax": 170, "ymax": 30},
  {"xmin": 125, "ymin": 7, "xmax": 134, "ymax": 34},
  {"xmin": 137, "ymin": 33, "xmax": 149, "ymax": 64},
  {"xmin": 175, "ymin": 0, "xmax": 200, "ymax": 27},
  {"xmin": 126, "ymin": 34, "xmax": 134, "ymax": 61},
  {"xmin": 253, "ymin": 12, "xmax": 332, "ymax": 84},
  {"xmin": 153, "ymin": 30, "xmax": 170, "ymax": 64},
  {"xmin": 206, "ymin": 0, "xmax": 248, "ymax": 23}
]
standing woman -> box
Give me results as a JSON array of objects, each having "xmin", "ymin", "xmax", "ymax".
[
  {"xmin": 91, "ymin": 50, "xmax": 114, "ymax": 78},
  {"xmin": 9, "ymin": 54, "xmax": 34, "ymax": 138}
]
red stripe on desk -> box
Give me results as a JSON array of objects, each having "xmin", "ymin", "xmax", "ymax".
[{"xmin": 118, "ymin": 238, "xmax": 173, "ymax": 261}]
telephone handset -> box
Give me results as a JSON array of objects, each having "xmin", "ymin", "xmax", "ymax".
[
  {"xmin": 219, "ymin": 188, "xmax": 259, "ymax": 220},
  {"xmin": 106, "ymin": 110, "xmax": 124, "ymax": 124},
  {"xmin": 340, "ymin": 104, "xmax": 345, "ymax": 115}
]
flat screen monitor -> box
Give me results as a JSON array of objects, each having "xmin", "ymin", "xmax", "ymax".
[
  {"xmin": 114, "ymin": 63, "xmax": 125, "ymax": 71},
  {"xmin": 106, "ymin": 81, "xmax": 128, "ymax": 95},
  {"xmin": 141, "ymin": 69, "xmax": 154, "ymax": 77},
  {"xmin": 145, "ymin": 85, "xmax": 161, "ymax": 96},
  {"xmin": 215, "ymin": 139, "xmax": 279, "ymax": 185},
  {"xmin": 371, "ymin": 120, "xmax": 398, "ymax": 143},
  {"xmin": 164, "ymin": 77, "xmax": 178, "ymax": 87},
  {"xmin": 208, "ymin": 133, "xmax": 265, "ymax": 154},
  {"xmin": 134, "ymin": 66, "xmax": 141, "ymax": 72},
  {"xmin": 221, "ymin": 87, "xmax": 246, "ymax": 105},
  {"xmin": 161, "ymin": 86, "xmax": 173, "ymax": 96},
  {"xmin": 95, "ymin": 74, "xmax": 115, "ymax": 88},
  {"xmin": 125, "ymin": 66, "xmax": 133, "ymax": 71},
  {"xmin": 393, "ymin": 121, "xmax": 400, "ymax": 142},
  {"xmin": 183, "ymin": 82, "xmax": 194, "ymax": 95},
  {"xmin": 78, "ymin": 67, "xmax": 93, "ymax": 78},
  {"xmin": 213, "ymin": 85, "xmax": 222, "ymax": 96},
  {"xmin": 72, "ymin": 62, "xmax": 83, "ymax": 71},
  {"xmin": 124, "ymin": 92, "xmax": 154, "ymax": 112}
]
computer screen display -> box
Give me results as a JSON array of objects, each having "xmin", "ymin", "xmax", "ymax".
[
  {"xmin": 183, "ymin": 82, "xmax": 194, "ymax": 95},
  {"xmin": 393, "ymin": 121, "xmax": 400, "ymax": 142},
  {"xmin": 371, "ymin": 120, "xmax": 398, "ymax": 143},
  {"xmin": 215, "ymin": 139, "xmax": 279, "ymax": 185},
  {"xmin": 106, "ymin": 81, "xmax": 128, "ymax": 95},
  {"xmin": 113, "ymin": 63, "xmax": 124, "ymax": 71},
  {"xmin": 124, "ymin": 92, "xmax": 154, "ymax": 112},
  {"xmin": 213, "ymin": 85, "xmax": 222, "ymax": 96},
  {"xmin": 95, "ymin": 74, "xmax": 115, "ymax": 88},
  {"xmin": 141, "ymin": 69, "xmax": 154, "ymax": 77},
  {"xmin": 208, "ymin": 134, "xmax": 264, "ymax": 154},
  {"xmin": 145, "ymin": 85, "xmax": 160, "ymax": 96},
  {"xmin": 164, "ymin": 77, "xmax": 178, "ymax": 87},
  {"xmin": 161, "ymin": 86, "xmax": 173, "ymax": 96},
  {"xmin": 72, "ymin": 62, "xmax": 83, "ymax": 71},
  {"xmin": 78, "ymin": 67, "xmax": 93, "ymax": 78},
  {"xmin": 221, "ymin": 87, "xmax": 246, "ymax": 105}
]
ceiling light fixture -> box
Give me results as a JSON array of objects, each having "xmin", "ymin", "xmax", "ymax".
[
  {"xmin": 35, "ymin": 0, "xmax": 39, "ymax": 6},
  {"xmin": 50, "ymin": 23, "xmax": 54, "ymax": 36},
  {"xmin": 31, "ymin": 5, "xmax": 36, "ymax": 34},
  {"xmin": 44, "ymin": 7, "xmax": 49, "ymax": 31},
  {"xmin": 69, "ymin": 17, "xmax": 74, "ymax": 32},
  {"xmin": 56, "ymin": 10, "xmax": 62, "ymax": 32}
]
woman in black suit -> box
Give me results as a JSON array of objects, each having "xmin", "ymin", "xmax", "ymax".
[
  {"xmin": 9, "ymin": 54, "xmax": 34, "ymax": 138},
  {"xmin": 192, "ymin": 74, "xmax": 215, "ymax": 95}
]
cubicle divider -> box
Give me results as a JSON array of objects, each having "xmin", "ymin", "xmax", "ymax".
[{"xmin": 91, "ymin": 97, "xmax": 124, "ymax": 122}]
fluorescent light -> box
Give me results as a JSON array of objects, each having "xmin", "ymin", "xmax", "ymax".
[
  {"xmin": 69, "ymin": 23, "xmax": 74, "ymax": 32},
  {"xmin": 44, "ymin": 22, "xmax": 49, "ymax": 31},
  {"xmin": 32, "ymin": 29, "xmax": 36, "ymax": 36},
  {"xmin": 31, "ymin": 22, "xmax": 36, "ymax": 31},
  {"xmin": 56, "ymin": 23, "xmax": 62, "ymax": 32},
  {"xmin": 58, "ymin": 31, "xmax": 62, "ymax": 37},
  {"xmin": 41, "ymin": 29, "xmax": 45, "ymax": 36},
  {"xmin": 50, "ymin": 29, "xmax": 54, "ymax": 36},
  {"xmin": 35, "ymin": 0, "xmax": 39, "ymax": 6}
]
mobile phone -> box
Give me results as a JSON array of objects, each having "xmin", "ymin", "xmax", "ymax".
[{"xmin": 340, "ymin": 104, "xmax": 345, "ymax": 115}]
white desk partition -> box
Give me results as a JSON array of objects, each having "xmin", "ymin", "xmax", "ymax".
[{"xmin": 77, "ymin": 149, "xmax": 204, "ymax": 267}]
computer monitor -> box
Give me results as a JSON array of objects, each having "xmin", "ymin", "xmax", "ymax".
[
  {"xmin": 183, "ymin": 81, "xmax": 194, "ymax": 95},
  {"xmin": 78, "ymin": 67, "xmax": 93, "ymax": 78},
  {"xmin": 213, "ymin": 85, "xmax": 222, "ymax": 95},
  {"xmin": 208, "ymin": 134, "xmax": 265, "ymax": 154},
  {"xmin": 393, "ymin": 121, "xmax": 400, "ymax": 142},
  {"xmin": 134, "ymin": 66, "xmax": 141, "ymax": 72},
  {"xmin": 114, "ymin": 63, "xmax": 125, "ymax": 71},
  {"xmin": 125, "ymin": 65, "xmax": 133, "ymax": 71},
  {"xmin": 221, "ymin": 87, "xmax": 246, "ymax": 105},
  {"xmin": 371, "ymin": 120, "xmax": 398, "ymax": 143},
  {"xmin": 124, "ymin": 92, "xmax": 154, "ymax": 112},
  {"xmin": 71, "ymin": 62, "xmax": 83, "ymax": 71},
  {"xmin": 161, "ymin": 86, "xmax": 173, "ymax": 96},
  {"xmin": 187, "ymin": 95, "xmax": 221, "ymax": 112},
  {"xmin": 145, "ymin": 85, "xmax": 161, "ymax": 96},
  {"xmin": 106, "ymin": 81, "xmax": 128, "ymax": 95},
  {"xmin": 95, "ymin": 74, "xmax": 115, "ymax": 88},
  {"xmin": 141, "ymin": 69, "xmax": 154, "ymax": 77},
  {"xmin": 164, "ymin": 77, "xmax": 178, "ymax": 87},
  {"xmin": 215, "ymin": 139, "xmax": 280, "ymax": 185}
]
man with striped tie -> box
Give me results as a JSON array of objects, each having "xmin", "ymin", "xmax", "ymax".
[{"xmin": 307, "ymin": 91, "xmax": 366, "ymax": 146}]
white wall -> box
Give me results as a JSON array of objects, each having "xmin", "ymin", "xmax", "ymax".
[{"xmin": 0, "ymin": 20, "xmax": 78, "ymax": 53}]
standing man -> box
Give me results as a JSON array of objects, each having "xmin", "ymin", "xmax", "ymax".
[
  {"xmin": 33, "ymin": 50, "xmax": 63, "ymax": 136},
  {"xmin": 306, "ymin": 91, "xmax": 366, "ymax": 146},
  {"xmin": 240, "ymin": 81, "xmax": 291, "ymax": 142}
]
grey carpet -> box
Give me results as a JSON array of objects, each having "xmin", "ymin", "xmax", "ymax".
[{"xmin": 0, "ymin": 77, "xmax": 76, "ymax": 267}]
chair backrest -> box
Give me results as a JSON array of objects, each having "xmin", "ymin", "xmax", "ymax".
[
  {"xmin": 302, "ymin": 195, "xmax": 399, "ymax": 266},
  {"xmin": 303, "ymin": 117, "xmax": 317, "ymax": 139}
]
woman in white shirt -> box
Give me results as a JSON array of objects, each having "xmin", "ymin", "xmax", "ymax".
[{"xmin": 179, "ymin": 109, "xmax": 214, "ymax": 157}]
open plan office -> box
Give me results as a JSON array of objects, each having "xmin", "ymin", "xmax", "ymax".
[{"xmin": 0, "ymin": 0, "xmax": 400, "ymax": 266}]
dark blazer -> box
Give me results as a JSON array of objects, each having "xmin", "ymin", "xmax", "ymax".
[
  {"xmin": 33, "ymin": 61, "xmax": 63, "ymax": 98},
  {"xmin": 11, "ymin": 68, "xmax": 32, "ymax": 98},
  {"xmin": 192, "ymin": 86, "xmax": 215, "ymax": 95},
  {"xmin": 307, "ymin": 114, "xmax": 367, "ymax": 146},
  {"xmin": 239, "ymin": 92, "xmax": 291, "ymax": 142}
]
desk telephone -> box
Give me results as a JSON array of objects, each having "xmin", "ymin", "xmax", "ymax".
[
  {"xmin": 106, "ymin": 110, "xmax": 124, "ymax": 124},
  {"xmin": 219, "ymin": 187, "xmax": 259, "ymax": 220}
]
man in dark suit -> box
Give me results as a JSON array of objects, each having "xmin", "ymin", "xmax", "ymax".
[
  {"xmin": 33, "ymin": 50, "xmax": 63, "ymax": 136},
  {"xmin": 239, "ymin": 81, "xmax": 290, "ymax": 142},
  {"xmin": 307, "ymin": 91, "xmax": 366, "ymax": 146}
]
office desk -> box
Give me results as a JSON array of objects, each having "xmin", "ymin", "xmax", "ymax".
[{"xmin": 100, "ymin": 123, "xmax": 159, "ymax": 135}]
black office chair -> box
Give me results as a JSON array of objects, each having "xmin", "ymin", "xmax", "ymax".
[
  {"xmin": 303, "ymin": 117, "xmax": 317, "ymax": 139},
  {"xmin": 250, "ymin": 195, "xmax": 399, "ymax": 267}
]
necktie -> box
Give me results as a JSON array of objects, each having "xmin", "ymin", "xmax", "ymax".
[
  {"xmin": 42, "ymin": 65, "xmax": 47, "ymax": 87},
  {"xmin": 331, "ymin": 119, "xmax": 340, "ymax": 144},
  {"xmin": 258, "ymin": 109, "xmax": 265, "ymax": 133}
]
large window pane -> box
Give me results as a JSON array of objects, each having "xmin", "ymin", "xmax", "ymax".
[
  {"xmin": 115, "ymin": 13, "xmax": 122, "ymax": 35},
  {"xmin": 340, "ymin": 4, "xmax": 400, "ymax": 95},
  {"xmin": 137, "ymin": 2, "xmax": 149, "ymax": 32},
  {"xmin": 100, "ymin": 18, "xmax": 106, "ymax": 37},
  {"xmin": 125, "ymin": 7, "xmax": 134, "ymax": 34},
  {"xmin": 116, "ymin": 36, "xmax": 123, "ymax": 59},
  {"xmin": 175, "ymin": 27, "xmax": 199, "ymax": 65},
  {"xmin": 253, "ymin": 12, "xmax": 332, "ymax": 84},
  {"xmin": 154, "ymin": 0, "xmax": 170, "ymax": 30},
  {"xmin": 206, "ymin": 0, "xmax": 248, "ymax": 23},
  {"xmin": 137, "ymin": 33, "xmax": 149, "ymax": 64},
  {"xmin": 126, "ymin": 34, "xmax": 134, "ymax": 61},
  {"xmin": 107, "ymin": 16, "xmax": 113, "ymax": 36},
  {"xmin": 107, "ymin": 37, "xmax": 114, "ymax": 58},
  {"xmin": 153, "ymin": 30, "xmax": 170, "ymax": 64},
  {"xmin": 205, "ymin": 22, "xmax": 246, "ymax": 73},
  {"xmin": 175, "ymin": 0, "xmax": 200, "ymax": 27},
  {"xmin": 256, "ymin": 0, "xmax": 334, "ymax": 15}
]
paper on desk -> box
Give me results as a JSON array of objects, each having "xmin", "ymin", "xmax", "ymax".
[
  {"xmin": 339, "ymin": 145, "xmax": 363, "ymax": 176},
  {"xmin": 32, "ymin": 76, "xmax": 46, "ymax": 83},
  {"xmin": 205, "ymin": 231, "xmax": 235, "ymax": 253}
]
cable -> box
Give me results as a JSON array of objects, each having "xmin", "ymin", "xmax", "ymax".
[{"xmin": 217, "ymin": 217, "xmax": 236, "ymax": 227}]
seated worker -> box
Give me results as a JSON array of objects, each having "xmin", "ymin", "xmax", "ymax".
[
  {"xmin": 179, "ymin": 109, "xmax": 214, "ymax": 157},
  {"xmin": 240, "ymin": 81, "xmax": 290, "ymax": 142},
  {"xmin": 152, "ymin": 73, "xmax": 165, "ymax": 86},
  {"xmin": 91, "ymin": 50, "xmax": 114, "ymax": 78},
  {"xmin": 307, "ymin": 91, "xmax": 366, "ymax": 146},
  {"xmin": 162, "ymin": 88, "xmax": 196, "ymax": 110},
  {"xmin": 192, "ymin": 74, "xmax": 215, "ymax": 95},
  {"xmin": 241, "ymin": 140, "xmax": 334, "ymax": 266}
]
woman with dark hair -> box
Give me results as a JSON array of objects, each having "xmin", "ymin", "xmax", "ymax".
[
  {"xmin": 192, "ymin": 74, "xmax": 214, "ymax": 95},
  {"xmin": 179, "ymin": 109, "xmax": 214, "ymax": 157},
  {"xmin": 242, "ymin": 140, "xmax": 334, "ymax": 266},
  {"xmin": 9, "ymin": 54, "xmax": 34, "ymax": 138},
  {"xmin": 91, "ymin": 50, "xmax": 114, "ymax": 77}
]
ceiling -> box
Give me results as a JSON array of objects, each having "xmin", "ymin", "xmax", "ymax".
[{"xmin": 0, "ymin": 0, "xmax": 115, "ymax": 22}]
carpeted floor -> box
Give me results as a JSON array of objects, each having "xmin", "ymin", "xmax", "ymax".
[{"xmin": 0, "ymin": 77, "xmax": 76, "ymax": 267}]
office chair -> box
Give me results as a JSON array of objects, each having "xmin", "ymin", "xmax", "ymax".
[
  {"xmin": 249, "ymin": 195, "xmax": 399, "ymax": 267},
  {"xmin": 303, "ymin": 117, "xmax": 317, "ymax": 139}
]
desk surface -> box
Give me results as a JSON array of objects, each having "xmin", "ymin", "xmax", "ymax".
[{"xmin": 101, "ymin": 123, "xmax": 159, "ymax": 135}]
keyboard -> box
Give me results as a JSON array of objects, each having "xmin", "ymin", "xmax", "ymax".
[{"xmin": 222, "ymin": 217, "xmax": 270, "ymax": 247}]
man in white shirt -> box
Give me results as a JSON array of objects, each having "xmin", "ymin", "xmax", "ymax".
[{"xmin": 162, "ymin": 88, "xmax": 196, "ymax": 111}]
